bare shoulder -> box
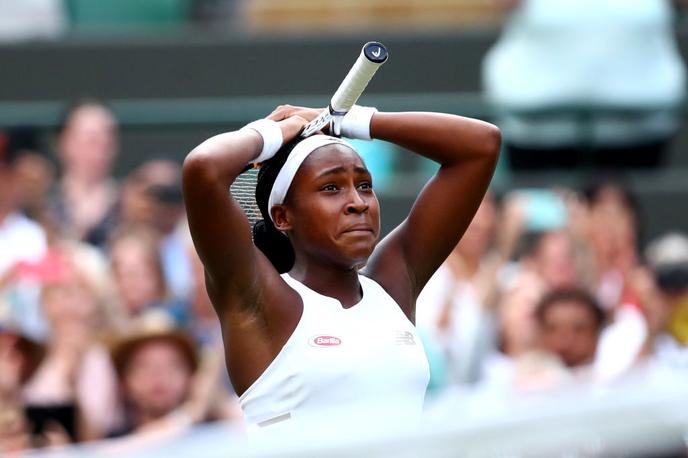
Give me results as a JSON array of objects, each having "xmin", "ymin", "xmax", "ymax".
[{"xmin": 212, "ymin": 250, "xmax": 305, "ymax": 395}]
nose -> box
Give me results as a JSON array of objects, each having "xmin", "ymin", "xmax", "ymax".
[{"xmin": 345, "ymin": 188, "xmax": 369, "ymax": 214}]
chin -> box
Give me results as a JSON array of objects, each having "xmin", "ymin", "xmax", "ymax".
[{"xmin": 346, "ymin": 247, "xmax": 375, "ymax": 270}]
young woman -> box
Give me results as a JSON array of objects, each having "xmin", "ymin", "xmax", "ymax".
[{"xmin": 182, "ymin": 105, "xmax": 500, "ymax": 428}]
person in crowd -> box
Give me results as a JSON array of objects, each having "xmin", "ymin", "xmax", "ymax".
[
  {"xmin": 584, "ymin": 180, "xmax": 642, "ymax": 308},
  {"xmin": 109, "ymin": 225, "xmax": 188, "ymax": 323},
  {"xmin": 525, "ymin": 230, "xmax": 582, "ymax": 290},
  {"xmin": 643, "ymin": 233, "xmax": 688, "ymax": 369},
  {"xmin": 13, "ymin": 151, "xmax": 57, "ymax": 225},
  {"xmin": 535, "ymin": 288, "xmax": 605, "ymax": 371},
  {"xmin": 0, "ymin": 312, "xmax": 45, "ymax": 453},
  {"xmin": 108, "ymin": 310, "xmax": 237, "ymax": 438},
  {"xmin": 479, "ymin": 269, "xmax": 567, "ymax": 391},
  {"xmin": 0, "ymin": 130, "xmax": 47, "ymax": 279},
  {"xmin": 583, "ymin": 181, "xmax": 651, "ymax": 380},
  {"xmin": 416, "ymin": 193, "xmax": 501, "ymax": 385},
  {"xmin": 22, "ymin": 245, "xmax": 122, "ymax": 441},
  {"xmin": 51, "ymin": 100, "xmax": 120, "ymax": 246},
  {"xmin": 130, "ymin": 160, "xmax": 192, "ymax": 300},
  {"xmin": 484, "ymin": 0, "xmax": 685, "ymax": 169}
]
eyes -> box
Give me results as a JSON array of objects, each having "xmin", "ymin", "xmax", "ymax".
[{"xmin": 320, "ymin": 181, "xmax": 373, "ymax": 193}]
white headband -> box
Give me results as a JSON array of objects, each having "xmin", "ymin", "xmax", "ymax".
[{"xmin": 267, "ymin": 135, "xmax": 354, "ymax": 223}]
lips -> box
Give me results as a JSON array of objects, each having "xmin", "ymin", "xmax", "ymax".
[{"xmin": 342, "ymin": 223, "xmax": 374, "ymax": 234}]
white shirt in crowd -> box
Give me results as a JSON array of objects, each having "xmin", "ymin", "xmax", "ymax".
[{"xmin": 0, "ymin": 212, "xmax": 47, "ymax": 276}]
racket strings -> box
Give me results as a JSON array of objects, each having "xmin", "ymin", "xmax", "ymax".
[{"xmin": 230, "ymin": 167, "xmax": 262, "ymax": 237}]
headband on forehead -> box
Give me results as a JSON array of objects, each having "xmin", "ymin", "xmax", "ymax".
[{"xmin": 267, "ymin": 135, "xmax": 354, "ymax": 223}]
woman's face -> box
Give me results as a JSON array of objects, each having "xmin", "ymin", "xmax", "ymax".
[
  {"xmin": 59, "ymin": 105, "xmax": 117, "ymax": 182},
  {"xmin": 122, "ymin": 339, "xmax": 192, "ymax": 419},
  {"xmin": 111, "ymin": 237, "xmax": 164, "ymax": 314},
  {"xmin": 42, "ymin": 277, "xmax": 101, "ymax": 341},
  {"xmin": 275, "ymin": 145, "xmax": 381, "ymax": 270}
]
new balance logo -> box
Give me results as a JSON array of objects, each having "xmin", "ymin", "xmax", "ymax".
[{"xmin": 395, "ymin": 331, "xmax": 416, "ymax": 345}]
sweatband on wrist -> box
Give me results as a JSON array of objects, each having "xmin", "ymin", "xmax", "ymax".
[
  {"xmin": 241, "ymin": 119, "xmax": 283, "ymax": 163},
  {"xmin": 341, "ymin": 105, "xmax": 377, "ymax": 140},
  {"xmin": 267, "ymin": 135, "xmax": 354, "ymax": 223}
]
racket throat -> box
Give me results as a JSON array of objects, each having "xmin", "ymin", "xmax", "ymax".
[
  {"xmin": 329, "ymin": 106, "xmax": 347, "ymax": 138},
  {"xmin": 300, "ymin": 105, "xmax": 346, "ymax": 138}
]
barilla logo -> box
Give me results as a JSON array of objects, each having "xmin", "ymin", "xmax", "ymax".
[{"xmin": 309, "ymin": 335, "xmax": 342, "ymax": 347}]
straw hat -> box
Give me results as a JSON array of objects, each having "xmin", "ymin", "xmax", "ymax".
[{"xmin": 110, "ymin": 309, "xmax": 198, "ymax": 378}]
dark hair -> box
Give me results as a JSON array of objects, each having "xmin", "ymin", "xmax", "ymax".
[
  {"xmin": 582, "ymin": 176, "xmax": 642, "ymax": 237},
  {"xmin": 535, "ymin": 288, "xmax": 606, "ymax": 330},
  {"xmin": 0, "ymin": 127, "xmax": 39, "ymax": 167},
  {"xmin": 252, "ymin": 137, "xmax": 306, "ymax": 273}
]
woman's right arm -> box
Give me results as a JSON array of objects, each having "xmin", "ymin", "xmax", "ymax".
[{"xmin": 182, "ymin": 115, "xmax": 304, "ymax": 313}]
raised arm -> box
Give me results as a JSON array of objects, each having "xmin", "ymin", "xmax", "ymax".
[
  {"xmin": 182, "ymin": 114, "xmax": 305, "ymax": 312},
  {"xmin": 365, "ymin": 112, "xmax": 500, "ymax": 318}
]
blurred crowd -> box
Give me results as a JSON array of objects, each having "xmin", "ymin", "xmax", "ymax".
[
  {"xmin": 417, "ymin": 186, "xmax": 688, "ymax": 394},
  {"xmin": 0, "ymin": 102, "xmax": 242, "ymax": 454}
]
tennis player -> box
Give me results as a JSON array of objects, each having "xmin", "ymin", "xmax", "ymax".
[{"xmin": 182, "ymin": 105, "xmax": 500, "ymax": 429}]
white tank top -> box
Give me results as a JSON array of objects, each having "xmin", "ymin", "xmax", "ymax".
[{"xmin": 239, "ymin": 273, "xmax": 430, "ymax": 429}]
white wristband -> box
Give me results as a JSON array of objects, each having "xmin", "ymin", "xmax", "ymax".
[
  {"xmin": 241, "ymin": 119, "xmax": 284, "ymax": 163},
  {"xmin": 341, "ymin": 105, "xmax": 377, "ymax": 140}
]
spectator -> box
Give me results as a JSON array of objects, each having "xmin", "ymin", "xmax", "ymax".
[
  {"xmin": 109, "ymin": 225, "xmax": 187, "ymax": 323},
  {"xmin": 416, "ymin": 193, "xmax": 501, "ymax": 385},
  {"xmin": 583, "ymin": 181, "xmax": 650, "ymax": 380},
  {"xmin": 52, "ymin": 100, "xmax": 119, "ymax": 246},
  {"xmin": 130, "ymin": 160, "xmax": 192, "ymax": 300},
  {"xmin": 13, "ymin": 151, "xmax": 57, "ymax": 228},
  {"xmin": 483, "ymin": 0, "xmax": 686, "ymax": 169},
  {"xmin": 535, "ymin": 289, "xmax": 605, "ymax": 370},
  {"xmin": 479, "ymin": 270, "xmax": 569, "ymax": 391},
  {"xmin": 584, "ymin": 180, "xmax": 642, "ymax": 308},
  {"xmin": 0, "ymin": 314, "xmax": 45, "ymax": 453},
  {"xmin": 529, "ymin": 231, "xmax": 582, "ymax": 290},
  {"xmin": 108, "ymin": 310, "xmax": 213, "ymax": 438},
  {"xmin": 644, "ymin": 233, "xmax": 688, "ymax": 369},
  {"xmin": 0, "ymin": 131, "xmax": 47, "ymax": 278},
  {"xmin": 22, "ymin": 246, "xmax": 123, "ymax": 441}
]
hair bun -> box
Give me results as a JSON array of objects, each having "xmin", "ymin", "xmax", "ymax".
[{"xmin": 252, "ymin": 219, "xmax": 295, "ymax": 274}]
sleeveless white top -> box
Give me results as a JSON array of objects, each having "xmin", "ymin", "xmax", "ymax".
[{"xmin": 239, "ymin": 273, "xmax": 430, "ymax": 429}]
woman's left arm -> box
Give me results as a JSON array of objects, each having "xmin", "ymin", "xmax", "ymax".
[{"xmin": 365, "ymin": 112, "xmax": 500, "ymax": 319}]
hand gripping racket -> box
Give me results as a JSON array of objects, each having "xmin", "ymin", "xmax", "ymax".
[{"xmin": 300, "ymin": 41, "xmax": 388, "ymax": 138}]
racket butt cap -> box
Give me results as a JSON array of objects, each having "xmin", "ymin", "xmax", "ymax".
[{"xmin": 363, "ymin": 42, "xmax": 388, "ymax": 64}]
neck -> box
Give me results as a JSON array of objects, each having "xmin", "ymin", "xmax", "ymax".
[
  {"xmin": 289, "ymin": 257, "xmax": 362, "ymax": 308},
  {"xmin": 134, "ymin": 409, "xmax": 167, "ymax": 429},
  {"xmin": 62, "ymin": 173, "xmax": 108, "ymax": 190}
]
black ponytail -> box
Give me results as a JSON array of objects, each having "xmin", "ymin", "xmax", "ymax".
[{"xmin": 253, "ymin": 136, "xmax": 305, "ymax": 273}]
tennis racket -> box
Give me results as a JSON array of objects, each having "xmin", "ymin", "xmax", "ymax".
[{"xmin": 230, "ymin": 41, "xmax": 389, "ymax": 235}]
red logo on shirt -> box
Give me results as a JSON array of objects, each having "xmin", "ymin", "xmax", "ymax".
[{"xmin": 309, "ymin": 335, "xmax": 342, "ymax": 347}]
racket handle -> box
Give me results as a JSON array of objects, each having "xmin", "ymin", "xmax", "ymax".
[
  {"xmin": 300, "ymin": 42, "xmax": 388, "ymax": 138},
  {"xmin": 330, "ymin": 42, "xmax": 388, "ymax": 114}
]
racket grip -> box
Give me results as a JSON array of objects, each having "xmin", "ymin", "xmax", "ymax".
[{"xmin": 330, "ymin": 42, "xmax": 388, "ymax": 114}]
